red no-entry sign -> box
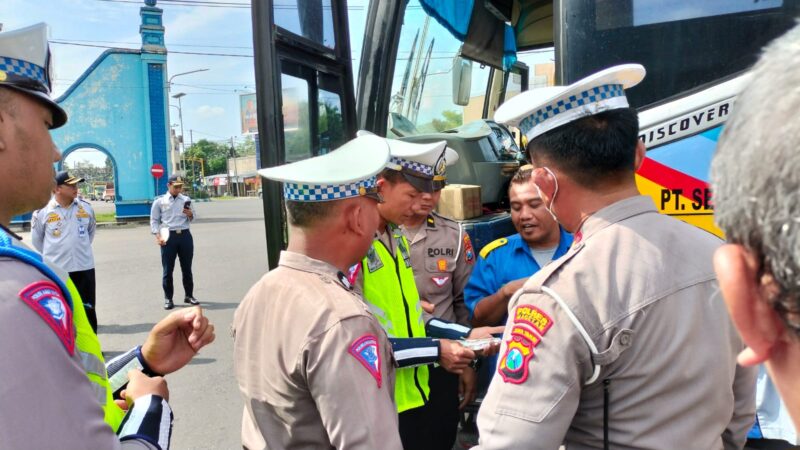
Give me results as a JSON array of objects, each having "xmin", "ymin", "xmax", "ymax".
[{"xmin": 151, "ymin": 163, "xmax": 165, "ymax": 179}]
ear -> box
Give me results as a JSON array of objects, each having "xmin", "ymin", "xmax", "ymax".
[
  {"xmin": 531, "ymin": 167, "xmax": 556, "ymax": 205},
  {"xmin": 340, "ymin": 200, "xmax": 364, "ymax": 237},
  {"xmin": 714, "ymin": 244, "xmax": 785, "ymax": 366},
  {"xmin": 633, "ymin": 139, "xmax": 646, "ymax": 171}
]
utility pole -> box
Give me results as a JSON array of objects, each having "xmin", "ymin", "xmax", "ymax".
[{"xmin": 230, "ymin": 136, "xmax": 240, "ymax": 197}]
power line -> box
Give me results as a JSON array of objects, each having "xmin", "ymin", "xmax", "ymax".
[{"xmin": 50, "ymin": 40, "xmax": 254, "ymax": 57}]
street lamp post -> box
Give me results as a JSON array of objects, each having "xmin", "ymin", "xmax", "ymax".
[
  {"xmin": 166, "ymin": 69, "xmax": 208, "ymax": 175},
  {"xmin": 172, "ymin": 92, "xmax": 186, "ymax": 173}
]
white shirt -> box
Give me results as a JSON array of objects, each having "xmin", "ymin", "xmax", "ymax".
[
  {"xmin": 31, "ymin": 197, "xmax": 96, "ymax": 272},
  {"xmin": 149, "ymin": 193, "xmax": 195, "ymax": 234}
]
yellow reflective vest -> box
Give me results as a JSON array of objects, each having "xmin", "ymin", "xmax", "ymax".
[{"xmin": 361, "ymin": 228, "xmax": 430, "ymax": 413}]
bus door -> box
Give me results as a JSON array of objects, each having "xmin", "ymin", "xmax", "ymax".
[{"xmin": 252, "ymin": 0, "xmax": 358, "ymax": 268}]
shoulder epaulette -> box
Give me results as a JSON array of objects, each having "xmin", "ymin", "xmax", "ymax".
[
  {"xmin": 479, "ymin": 237, "xmax": 508, "ymax": 259},
  {"xmin": 430, "ymin": 212, "xmax": 459, "ymax": 229}
]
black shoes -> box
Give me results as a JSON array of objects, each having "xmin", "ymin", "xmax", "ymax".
[
  {"xmin": 184, "ymin": 296, "xmax": 200, "ymax": 306},
  {"xmin": 164, "ymin": 298, "xmax": 174, "ymax": 310}
]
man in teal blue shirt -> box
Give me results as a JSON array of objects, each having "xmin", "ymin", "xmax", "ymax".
[{"xmin": 465, "ymin": 166, "xmax": 572, "ymax": 327}]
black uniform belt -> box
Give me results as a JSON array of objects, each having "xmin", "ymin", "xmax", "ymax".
[{"xmin": 169, "ymin": 229, "xmax": 189, "ymax": 234}]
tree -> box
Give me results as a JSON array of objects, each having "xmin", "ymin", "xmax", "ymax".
[
  {"xmin": 235, "ymin": 135, "xmax": 256, "ymax": 157},
  {"xmin": 185, "ymin": 139, "xmax": 230, "ymax": 175},
  {"xmin": 430, "ymin": 110, "xmax": 463, "ymax": 132}
]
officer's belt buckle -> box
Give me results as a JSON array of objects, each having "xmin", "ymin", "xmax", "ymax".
[{"xmin": 174, "ymin": 229, "xmax": 182, "ymax": 234}]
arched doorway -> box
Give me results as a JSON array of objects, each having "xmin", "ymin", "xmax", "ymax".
[{"xmin": 60, "ymin": 144, "xmax": 119, "ymax": 220}]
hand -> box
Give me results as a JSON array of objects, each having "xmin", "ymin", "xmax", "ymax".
[
  {"xmin": 500, "ymin": 278, "xmax": 527, "ymax": 299},
  {"xmin": 459, "ymin": 367, "xmax": 477, "ymax": 410},
  {"xmin": 419, "ymin": 299, "xmax": 435, "ymax": 314},
  {"xmin": 124, "ymin": 369, "xmax": 169, "ymax": 408},
  {"xmin": 438, "ymin": 339, "xmax": 475, "ymax": 375},
  {"xmin": 476, "ymin": 339, "xmax": 501, "ymax": 358},
  {"xmin": 155, "ymin": 235, "xmax": 166, "ymax": 246},
  {"xmin": 467, "ymin": 326, "xmax": 505, "ymax": 340},
  {"xmin": 141, "ymin": 306, "xmax": 216, "ymax": 375},
  {"xmin": 183, "ymin": 208, "xmax": 193, "ymax": 219}
]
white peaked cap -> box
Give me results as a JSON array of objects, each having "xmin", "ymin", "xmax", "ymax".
[
  {"xmin": 494, "ymin": 64, "xmax": 646, "ymax": 143},
  {"xmin": 257, "ymin": 134, "xmax": 390, "ymax": 202}
]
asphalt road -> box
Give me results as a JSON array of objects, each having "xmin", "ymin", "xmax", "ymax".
[{"xmin": 19, "ymin": 197, "xmax": 269, "ymax": 449}]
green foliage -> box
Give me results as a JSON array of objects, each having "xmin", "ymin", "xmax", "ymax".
[
  {"xmin": 185, "ymin": 139, "xmax": 230, "ymax": 175},
  {"xmin": 235, "ymin": 135, "xmax": 256, "ymax": 156},
  {"xmin": 430, "ymin": 110, "xmax": 463, "ymax": 132}
]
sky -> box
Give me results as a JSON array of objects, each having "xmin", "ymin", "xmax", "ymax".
[
  {"xmin": 0, "ymin": 0, "xmax": 365, "ymax": 166},
  {"xmin": 1, "ymin": 0, "xmax": 549, "ymax": 166}
]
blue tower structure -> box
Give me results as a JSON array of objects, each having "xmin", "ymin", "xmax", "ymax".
[{"xmin": 50, "ymin": 0, "xmax": 171, "ymax": 219}]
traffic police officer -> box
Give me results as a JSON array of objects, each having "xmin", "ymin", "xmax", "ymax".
[
  {"xmin": 475, "ymin": 64, "xmax": 755, "ymax": 449},
  {"xmin": 402, "ymin": 146, "xmax": 482, "ymax": 449},
  {"xmin": 150, "ymin": 173, "xmax": 199, "ymax": 309},
  {"xmin": 0, "ymin": 22, "xmax": 215, "ymax": 449},
  {"xmin": 32, "ymin": 170, "xmax": 100, "ymax": 331},
  {"xmin": 232, "ymin": 134, "xmax": 402, "ymax": 449},
  {"xmin": 353, "ymin": 135, "xmax": 503, "ymax": 450}
]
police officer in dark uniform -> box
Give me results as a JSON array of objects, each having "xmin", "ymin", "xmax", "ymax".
[{"xmin": 150, "ymin": 174, "xmax": 199, "ymax": 309}]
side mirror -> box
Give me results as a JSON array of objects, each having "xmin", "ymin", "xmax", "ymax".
[{"xmin": 452, "ymin": 55, "xmax": 472, "ymax": 106}]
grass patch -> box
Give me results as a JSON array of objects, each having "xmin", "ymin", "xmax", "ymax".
[{"xmin": 96, "ymin": 212, "xmax": 116, "ymax": 223}]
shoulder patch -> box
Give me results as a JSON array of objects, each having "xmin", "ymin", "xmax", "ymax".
[
  {"xmin": 349, "ymin": 334, "xmax": 382, "ymax": 388},
  {"xmin": 498, "ymin": 304, "xmax": 554, "ymax": 384},
  {"xmin": 480, "ymin": 237, "xmax": 508, "ymax": 259},
  {"xmin": 18, "ymin": 281, "xmax": 75, "ymax": 355},
  {"xmin": 463, "ymin": 233, "xmax": 475, "ymax": 264}
]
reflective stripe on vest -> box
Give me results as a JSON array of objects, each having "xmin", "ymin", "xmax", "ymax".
[
  {"xmin": 361, "ymin": 232, "xmax": 430, "ymax": 413},
  {"xmin": 0, "ymin": 229, "xmax": 125, "ymax": 431}
]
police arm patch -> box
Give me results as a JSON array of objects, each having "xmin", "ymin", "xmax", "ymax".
[
  {"xmin": 463, "ymin": 234, "xmax": 475, "ymax": 264},
  {"xmin": 498, "ymin": 304, "xmax": 555, "ymax": 384},
  {"xmin": 348, "ymin": 334, "xmax": 382, "ymax": 388},
  {"xmin": 18, "ymin": 281, "xmax": 75, "ymax": 355}
]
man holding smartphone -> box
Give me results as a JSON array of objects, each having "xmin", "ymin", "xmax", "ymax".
[{"xmin": 150, "ymin": 174, "xmax": 199, "ymax": 309}]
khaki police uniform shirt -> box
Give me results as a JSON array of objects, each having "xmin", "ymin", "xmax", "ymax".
[
  {"xmin": 232, "ymin": 251, "xmax": 402, "ymax": 450},
  {"xmin": 476, "ymin": 196, "xmax": 756, "ymax": 450},
  {"xmin": 0, "ymin": 228, "xmax": 156, "ymax": 449},
  {"xmin": 404, "ymin": 212, "xmax": 475, "ymax": 325}
]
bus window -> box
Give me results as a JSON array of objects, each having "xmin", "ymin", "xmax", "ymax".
[
  {"xmin": 560, "ymin": 0, "xmax": 800, "ymax": 107},
  {"xmin": 281, "ymin": 74, "xmax": 312, "ymax": 162},
  {"xmin": 318, "ymin": 89, "xmax": 344, "ymax": 155},
  {"xmin": 387, "ymin": 0, "xmax": 491, "ymax": 135},
  {"xmin": 273, "ymin": 0, "xmax": 336, "ymax": 49}
]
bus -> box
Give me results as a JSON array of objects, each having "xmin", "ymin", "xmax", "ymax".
[{"xmin": 250, "ymin": 0, "xmax": 800, "ymax": 265}]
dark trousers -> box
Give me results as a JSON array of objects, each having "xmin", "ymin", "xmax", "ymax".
[
  {"xmin": 160, "ymin": 230, "xmax": 194, "ymax": 300},
  {"xmin": 69, "ymin": 268, "xmax": 97, "ymax": 333},
  {"xmin": 427, "ymin": 366, "xmax": 460, "ymax": 449},
  {"xmin": 398, "ymin": 367, "xmax": 460, "ymax": 450}
]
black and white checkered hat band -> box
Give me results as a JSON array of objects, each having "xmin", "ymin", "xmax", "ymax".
[
  {"xmin": 0, "ymin": 56, "xmax": 47, "ymax": 90},
  {"xmin": 519, "ymin": 84, "xmax": 627, "ymax": 141},
  {"xmin": 388, "ymin": 156, "xmax": 433, "ymax": 177},
  {"xmin": 283, "ymin": 176, "xmax": 377, "ymax": 201}
]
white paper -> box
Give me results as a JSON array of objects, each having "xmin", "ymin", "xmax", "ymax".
[{"xmin": 159, "ymin": 227, "xmax": 170, "ymax": 242}]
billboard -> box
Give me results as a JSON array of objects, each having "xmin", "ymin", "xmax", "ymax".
[{"xmin": 240, "ymin": 93, "xmax": 259, "ymax": 135}]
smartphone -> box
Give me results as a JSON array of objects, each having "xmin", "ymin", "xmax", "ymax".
[{"xmin": 184, "ymin": 200, "xmax": 191, "ymax": 209}]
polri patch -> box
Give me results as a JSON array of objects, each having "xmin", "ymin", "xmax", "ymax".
[
  {"xmin": 431, "ymin": 275, "xmax": 449, "ymax": 287},
  {"xmin": 463, "ymin": 234, "xmax": 475, "ymax": 264},
  {"xmin": 514, "ymin": 304, "xmax": 553, "ymax": 335},
  {"xmin": 349, "ymin": 334, "xmax": 382, "ymax": 388},
  {"xmin": 18, "ymin": 281, "xmax": 75, "ymax": 355},
  {"xmin": 497, "ymin": 304, "xmax": 555, "ymax": 384},
  {"xmin": 498, "ymin": 327, "xmax": 536, "ymax": 384}
]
